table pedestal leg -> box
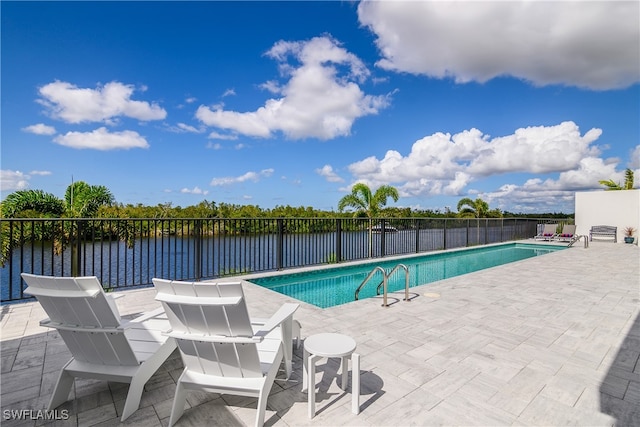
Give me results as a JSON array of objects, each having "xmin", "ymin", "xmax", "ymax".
[
  {"xmin": 341, "ymin": 356, "xmax": 349, "ymax": 389},
  {"xmin": 302, "ymin": 348, "xmax": 308, "ymax": 392},
  {"xmin": 352, "ymin": 353, "xmax": 360, "ymax": 415},
  {"xmin": 308, "ymin": 354, "xmax": 320, "ymax": 419}
]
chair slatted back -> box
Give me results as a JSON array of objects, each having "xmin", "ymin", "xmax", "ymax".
[
  {"xmin": 561, "ymin": 224, "xmax": 576, "ymax": 236},
  {"xmin": 541, "ymin": 224, "xmax": 557, "ymax": 236},
  {"xmin": 22, "ymin": 273, "xmax": 138, "ymax": 366},
  {"xmin": 153, "ymin": 279, "xmax": 262, "ymax": 378}
]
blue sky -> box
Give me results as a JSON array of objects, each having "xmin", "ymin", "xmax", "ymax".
[{"xmin": 2, "ymin": 1, "xmax": 639, "ymax": 214}]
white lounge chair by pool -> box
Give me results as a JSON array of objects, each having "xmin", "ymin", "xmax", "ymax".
[
  {"xmin": 153, "ymin": 278, "xmax": 298, "ymax": 427},
  {"xmin": 152, "ymin": 278, "xmax": 300, "ymax": 379},
  {"xmin": 534, "ymin": 224, "xmax": 558, "ymax": 241},
  {"xmin": 555, "ymin": 224, "xmax": 577, "ymax": 242},
  {"xmin": 21, "ymin": 273, "xmax": 177, "ymax": 422}
]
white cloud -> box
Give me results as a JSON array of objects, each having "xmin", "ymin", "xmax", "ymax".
[
  {"xmin": 177, "ymin": 123, "xmax": 200, "ymax": 133},
  {"xmin": 358, "ymin": 1, "xmax": 640, "ymax": 90},
  {"xmin": 164, "ymin": 123, "xmax": 205, "ymax": 133},
  {"xmin": 481, "ymin": 158, "xmax": 639, "ymax": 212},
  {"xmin": 260, "ymin": 80, "xmax": 281, "ymax": 94},
  {"xmin": 174, "ymin": 123, "xmax": 204, "ymax": 133},
  {"xmin": 208, "ymin": 131, "xmax": 238, "ymax": 140},
  {"xmin": 180, "ymin": 186, "xmax": 209, "ymax": 195},
  {"xmin": 54, "ymin": 127, "xmax": 149, "ymax": 150},
  {"xmin": 0, "ymin": 170, "xmax": 54, "ymax": 192},
  {"xmin": 185, "ymin": 97, "xmax": 197, "ymax": 104},
  {"xmin": 196, "ymin": 36, "xmax": 391, "ymax": 140},
  {"xmin": 0, "ymin": 170, "xmax": 30, "ymax": 191},
  {"xmin": 22, "ymin": 123, "xmax": 56, "ymax": 135},
  {"xmin": 347, "ymin": 121, "xmax": 604, "ymax": 197},
  {"xmin": 630, "ymin": 145, "xmax": 640, "ymax": 169},
  {"xmin": 38, "ymin": 81, "xmax": 167, "ymax": 124},
  {"xmin": 29, "ymin": 170, "xmax": 52, "ymax": 176},
  {"xmin": 467, "ymin": 123, "xmax": 602, "ymax": 176},
  {"xmin": 316, "ymin": 164, "xmax": 344, "ymax": 183},
  {"xmin": 210, "ymin": 168, "xmax": 274, "ymax": 187}
]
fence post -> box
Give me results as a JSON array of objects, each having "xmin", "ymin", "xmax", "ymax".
[
  {"xmin": 194, "ymin": 219, "xmax": 202, "ymax": 281},
  {"xmin": 443, "ymin": 219, "xmax": 447, "ymax": 250},
  {"xmin": 380, "ymin": 219, "xmax": 386, "ymax": 258},
  {"xmin": 466, "ymin": 219, "xmax": 470, "ymax": 247},
  {"xmin": 485, "ymin": 218, "xmax": 488, "ymax": 244},
  {"xmin": 336, "ymin": 219, "xmax": 342, "ymax": 263},
  {"xmin": 72, "ymin": 219, "xmax": 83, "ymax": 277},
  {"xmin": 415, "ymin": 218, "xmax": 420, "ymax": 253},
  {"xmin": 276, "ymin": 219, "xmax": 284, "ymax": 270}
]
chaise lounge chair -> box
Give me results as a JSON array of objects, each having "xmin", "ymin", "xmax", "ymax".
[
  {"xmin": 21, "ymin": 273, "xmax": 177, "ymax": 421},
  {"xmin": 534, "ymin": 224, "xmax": 558, "ymax": 241},
  {"xmin": 152, "ymin": 278, "xmax": 299, "ymax": 427},
  {"xmin": 555, "ymin": 224, "xmax": 577, "ymax": 242}
]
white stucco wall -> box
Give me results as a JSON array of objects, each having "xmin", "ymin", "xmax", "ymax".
[{"xmin": 575, "ymin": 190, "xmax": 640, "ymax": 243}]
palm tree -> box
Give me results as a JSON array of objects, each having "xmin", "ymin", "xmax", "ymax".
[
  {"xmin": 338, "ymin": 183, "xmax": 399, "ymax": 218},
  {"xmin": 457, "ymin": 197, "xmax": 491, "ymax": 244},
  {"xmin": 1, "ymin": 189, "xmax": 66, "ymax": 218},
  {"xmin": 456, "ymin": 197, "xmax": 490, "ymax": 219},
  {"xmin": 338, "ymin": 183, "xmax": 399, "ymax": 256},
  {"xmin": 1, "ymin": 182, "xmax": 115, "ymax": 271},
  {"xmin": 599, "ymin": 168, "xmax": 635, "ymax": 190},
  {"xmin": 625, "ymin": 169, "xmax": 636, "ymax": 189},
  {"xmin": 2, "ymin": 182, "xmax": 114, "ymax": 219},
  {"xmin": 65, "ymin": 181, "xmax": 114, "ymax": 217}
]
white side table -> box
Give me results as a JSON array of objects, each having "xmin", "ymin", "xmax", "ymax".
[{"xmin": 302, "ymin": 333, "xmax": 360, "ymax": 418}]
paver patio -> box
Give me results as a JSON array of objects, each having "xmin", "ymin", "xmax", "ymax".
[{"xmin": 1, "ymin": 241, "xmax": 638, "ymax": 426}]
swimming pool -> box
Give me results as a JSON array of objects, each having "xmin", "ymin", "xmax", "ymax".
[{"xmin": 247, "ymin": 243, "xmax": 564, "ymax": 308}]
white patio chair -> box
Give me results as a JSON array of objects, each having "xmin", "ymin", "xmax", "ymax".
[
  {"xmin": 152, "ymin": 278, "xmax": 299, "ymax": 427},
  {"xmin": 555, "ymin": 224, "xmax": 577, "ymax": 242},
  {"xmin": 21, "ymin": 273, "xmax": 177, "ymax": 421},
  {"xmin": 152, "ymin": 278, "xmax": 300, "ymax": 380},
  {"xmin": 534, "ymin": 223, "xmax": 558, "ymax": 241}
]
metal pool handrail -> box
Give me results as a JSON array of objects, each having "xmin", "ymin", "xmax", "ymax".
[
  {"xmin": 354, "ymin": 266, "xmax": 386, "ymax": 302},
  {"xmin": 355, "ymin": 264, "xmax": 410, "ymax": 307},
  {"xmin": 376, "ymin": 264, "xmax": 410, "ymax": 303}
]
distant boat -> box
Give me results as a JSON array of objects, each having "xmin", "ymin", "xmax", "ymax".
[{"xmin": 371, "ymin": 224, "xmax": 398, "ymax": 233}]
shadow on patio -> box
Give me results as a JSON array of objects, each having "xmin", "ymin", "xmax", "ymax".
[{"xmin": 600, "ymin": 311, "xmax": 640, "ymax": 425}]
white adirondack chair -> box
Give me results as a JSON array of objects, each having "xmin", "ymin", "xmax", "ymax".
[
  {"xmin": 152, "ymin": 278, "xmax": 300, "ymax": 380},
  {"xmin": 21, "ymin": 273, "xmax": 177, "ymax": 421},
  {"xmin": 152, "ymin": 278, "xmax": 299, "ymax": 427}
]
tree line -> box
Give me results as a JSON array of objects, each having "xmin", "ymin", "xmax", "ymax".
[{"xmin": 1, "ymin": 181, "xmax": 579, "ymax": 220}]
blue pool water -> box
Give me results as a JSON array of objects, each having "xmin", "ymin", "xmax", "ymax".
[{"xmin": 248, "ymin": 243, "xmax": 563, "ymax": 308}]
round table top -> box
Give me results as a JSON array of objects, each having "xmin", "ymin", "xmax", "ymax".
[{"xmin": 304, "ymin": 333, "xmax": 356, "ymax": 358}]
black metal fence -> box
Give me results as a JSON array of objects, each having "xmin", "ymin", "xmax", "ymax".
[{"xmin": 1, "ymin": 217, "xmax": 551, "ymax": 303}]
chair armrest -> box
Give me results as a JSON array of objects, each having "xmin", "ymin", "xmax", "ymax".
[
  {"xmin": 156, "ymin": 293, "xmax": 242, "ymax": 306},
  {"xmin": 40, "ymin": 318, "xmax": 125, "ymax": 333},
  {"xmin": 254, "ymin": 303, "xmax": 299, "ymax": 337},
  {"xmin": 164, "ymin": 329, "xmax": 263, "ymax": 344}
]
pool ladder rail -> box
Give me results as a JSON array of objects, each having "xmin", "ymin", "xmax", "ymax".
[{"xmin": 354, "ymin": 264, "xmax": 410, "ymax": 307}]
